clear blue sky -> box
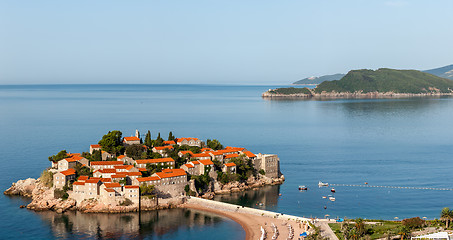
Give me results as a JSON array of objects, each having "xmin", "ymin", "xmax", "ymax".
[{"xmin": 1, "ymin": 0, "xmax": 452, "ymax": 85}]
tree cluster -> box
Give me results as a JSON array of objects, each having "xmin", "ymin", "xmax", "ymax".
[{"xmin": 48, "ymin": 150, "xmax": 68, "ymax": 163}]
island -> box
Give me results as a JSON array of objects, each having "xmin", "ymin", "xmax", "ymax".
[
  {"xmin": 4, "ymin": 130, "xmax": 284, "ymax": 214},
  {"xmin": 264, "ymin": 68, "xmax": 453, "ymax": 99}
]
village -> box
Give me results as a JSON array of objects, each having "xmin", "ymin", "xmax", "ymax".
[{"xmin": 49, "ymin": 130, "xmax": 282, "ymax": 208}]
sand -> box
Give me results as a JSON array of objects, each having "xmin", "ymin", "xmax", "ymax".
[{"xmin": 183, "ymin": 203, "xmax": 308, "ymax": 240}]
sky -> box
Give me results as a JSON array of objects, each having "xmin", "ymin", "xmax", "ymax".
[{"xmin": 0, "ymin": 0, "xmax": 452, "ymax": 85}]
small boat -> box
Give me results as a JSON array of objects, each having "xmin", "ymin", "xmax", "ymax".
[
  {"xmin": 322, "ymin": 196, "xmax": 327, "ymax": 199},
  {"xmin": 365, "ymin": 182, "xmax": 368, "ymax": 185},
  {"xmin": 318, "ymin": 181, "xmax": 329, "ymax": 187},
  {"xmin": 329, "ymin": 196, "xmax": 336, "ymax": 201},
  {"xmin": 299, "ymin": 185, "xmax": 308, "ymax": 191},
  {"xmin": 331, "ymin": 188, "xmax": 336, "ymax": 193},
  {"xmin": 323, "ymin": 206, "xmax": 327, "ymax": 209},
  {"xmin": 279, "ymin": 193, "xmax": 282, "ymax": 196}
]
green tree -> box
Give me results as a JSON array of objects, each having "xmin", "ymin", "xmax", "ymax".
[
  {"xmin": 206, "ymin": 139, "xmax": 223, "ymax": 150},
  {"xmin": 148, "ymin": 152, "xmax": 162, "ymax": 159},
  {"xmin": 146, "ymin": 163, "xmax": 171, "ymax": 175},
  {"xmin": 402, "ymin": 217, "xmax": 425, "ymax": 229},
  {"xmin": 154, "ymin": 132, "xmax": 164, "ymax": 147},
  {"xmin": 398, "ymin": 226, "xmax": 412, "ymax": 240},
  {"xmin": 441, "ymin": 207, "xmax": 453, "ymax": 229},
  {"xmin": 98, "ymin": 130, "xmax": 124, "ymax": 155},
  {"xmin": 48, "ymin": 150, "xmax": 68, "ymax": 163},
  {"xmin": 125, "ymin": 144, "xmax": 146, "ymax": 160},
  {"xmin": 140, "ymin": 184, "xmax": 155, "ymax": 198},
  {"xmin": 229, "ymin": 155, "xmax": 255, "ymax": 182},
  {"xmin": 74, "ymin": 164, "xmax": 92, "ymax": 178},
  {"xmin": 144, "ymin": 130, "xmax": 152, "ymax": 148},
  {"xmin": 168, "ymin": 131, "xmax": 175, "ymax": 141}
]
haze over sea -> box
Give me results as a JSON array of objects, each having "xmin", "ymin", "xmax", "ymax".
[{"xmin": 1, "ymin": 84, "xmax": 453, "ymax": 239}]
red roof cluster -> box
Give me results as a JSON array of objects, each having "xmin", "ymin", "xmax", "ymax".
[{"xmin": 123, "ymin": 136, "xmax": 140, "ymax": 141}]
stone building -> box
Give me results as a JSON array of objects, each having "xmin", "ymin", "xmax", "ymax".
[
  {"xmin": 254, "ymin": 153, "xmax": 280, "ymax": 178},
  {"xmin": 123, "ymin": 136, "xmax": 141, "ymax": 146},
  {"xmin": 176, "ymin": 137, "xmax": 202, "ymax": 147},
  {"xmin": 53, "ymin": 168, "xmax": 76, "ymax": 189},
  {"xmin": 134, "ymin": 158, "xmax": 175, "ymax": 169}
]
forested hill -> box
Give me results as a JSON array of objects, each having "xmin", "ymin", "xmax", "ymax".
[{"xmin": 314, "ymin": 68, "xmax": 453, "ymax": 94}]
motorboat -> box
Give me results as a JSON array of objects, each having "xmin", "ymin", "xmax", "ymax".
[
  {"xmin": 318, "ymin": 181, "xmax": 328, "ymax": 187},
  {"xmin": 299, "ymin": 185, "xmax": 308, "ymax": 191},
  {"xmin": 329, "ymin": 196, "xmax": 336, "ymax": 201},
  {"xmin": 331, "ymin": 188, "xmax": 336, "ymax": 193},
  {"xmin": 322, "ymin": 196, "xmax": 327, "ymax": 199}
]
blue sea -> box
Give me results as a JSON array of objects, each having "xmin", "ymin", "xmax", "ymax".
[{"xmin": 1, "ymin": 84, "xmax": 453, "ymax": 239}]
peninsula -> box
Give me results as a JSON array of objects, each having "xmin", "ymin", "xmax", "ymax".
[
  {"xmin": 265, "ymin": 68, "xmax": 453, "ymax": 99},
  {"xmin": 4, "ymin": 130, "xmax": 284, "ymax": 214}
]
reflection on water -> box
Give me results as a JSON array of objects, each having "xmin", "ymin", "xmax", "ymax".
[
  {"xmin": 214, "ymin": 185, "xmax": 281, "ymax": 211},
  {"xmin": 36, "ymin": 208, "xmax": 244, "ymax": 240}
]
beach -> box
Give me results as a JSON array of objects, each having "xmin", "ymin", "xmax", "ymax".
[{"xmin": 183, "ymin": 200, "xmax": 309, "ymax": 240}]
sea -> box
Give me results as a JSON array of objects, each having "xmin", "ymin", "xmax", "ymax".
[{"xmin": 1, "ymin": 84, "xmax": 453, "ymax": 239}]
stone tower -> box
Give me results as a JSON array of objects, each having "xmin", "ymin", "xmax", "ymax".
[{"xmin": 135, "ymin": 129, "xmax": 140, "ymax": 139}]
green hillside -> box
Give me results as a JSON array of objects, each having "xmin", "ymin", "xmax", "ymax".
[{"xmin": 315, "ymin": 68, "xmax": 453, "ymax": 94}]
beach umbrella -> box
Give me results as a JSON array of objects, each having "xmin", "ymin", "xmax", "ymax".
[
  {"xmin": 325, "ymin": 214, "xmax": 330, "ymax": 217},
  {"xmin": 300, "ymin": 232, "xmax": 308, "ymax": 237}
]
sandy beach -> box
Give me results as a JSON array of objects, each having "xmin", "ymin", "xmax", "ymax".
[{"xmin": 183, "ymin": 203, "xmax": 309, "ymax": 240}]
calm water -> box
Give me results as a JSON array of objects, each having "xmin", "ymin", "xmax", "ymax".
[{"xmin": 1, "ymin": 84, "xmax": 453, "ymax": 238}]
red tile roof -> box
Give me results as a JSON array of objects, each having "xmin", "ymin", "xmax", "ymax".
[
  {"xmin": 224, "ymin": 162, "xmax": 236, "ymax": 167},
  {"xmin": 68, "ymin": 153, "xmax": 81, "ymax": 157},
  {"xmin": 209, "ymin": 151, "xmax": 224, "ymax": 156},
  {"xmin": 104, "ymin": 188, "xmax": 115, "ymax": 193},
  {"xmin": 200, "ymin": 148, "xmax": 212, "ymax": 152},
  {"xmin": 243, "ymin": 150, "xmax": 256, "ymax": 158},
  {"xmin": 78, "ymin": 176, "xmax": 89, "ymax": 181},
  {"xmin": 138, "ymin": 168, "xmax": 147, "ymax": 172},
  {"xmin": 224, "ymin": 153, "xmax": 240, "ymax": 159},
  {"xmin": 225, "ymin": 146, "xmax": 246, "ymax": 151},
  {"xmin": 124, "ymin": 185, "xmax": 139, "ymax": 189},
  {"xmin": 123, "ymin": 136, "xmax": 140, "ymax": 141},
  {"xmin": 163, "ymin": 140, "xmax": 176, "ymax": 145},
  {"xmin": 183, "ymin": 163, "xmax": 194, "ymax": 168},
  {"xmin": 100, "ymin": 178, "xmax": 112, "ymax": 182},
  {"xmin": 137, "ymin": 176, "xmax": 160, "ymax": 182},
  {"xmin": 154, "ymin": 169, "xmax": 186, "ymax": 179},
  {"xmin": 177, "ymin": 137, "xmax": 199, "ymax": 142},
  {"xmin": 60, "ymin": 168, "xmax": 76, "ymax": 176},
  {"xmin": 85, "ymin": 179, "xmax": 100, "ymax": 183},
  {"xmin": 117, "ymin": 155, "xmax": 126, "ymax": 159},
  {"xmin": 198, "ymin": 159, "xmax": 214, "ymax": 165},
  {"xmin": 73, "ymin": 181, "xmax": 85, "ymax": 186},
  {"xmin": 90, "ymin": 144, "xmax": 101, "ymax": 148},
  {"xmin": 154, "ymin": 146, "xmax": 174, "ymax": 150},
  {"xmin": 114, "ymin": 165, "xmax": 130, "ymax": 169},
  {"xmin": 91, "ymin": 161, "xmax": 123, "ymax": 166},
  {"xmin": 135, "ymin": 158, "xmax": 175, "ymax": 164},
  {"xmin": 95, "ymin": 169, "xmax": 116, "ymax": 173},
  {"xmin": 111, "ymin": 173, "xmax": 127, "ymax": 178},
  {"xmin": 191, "ymin": 153, "xmax": 211, "ymax": 158},
  {"xmin": 103, "ymin": 182, "xmax": 121, "ymax": 188}
]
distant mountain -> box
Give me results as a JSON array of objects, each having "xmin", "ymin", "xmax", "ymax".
[
  {"xmin": 315, "ymin": 68, "xmax": 453, "ymax": 94},
  {"xmin": 293, "ymin": 73, "xmax": 345, "ymax": 85},
  {"xmin": 424, "ymin": 64, "xmax": 453, "ymax": 80}
]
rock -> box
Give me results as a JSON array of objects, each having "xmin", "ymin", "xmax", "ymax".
[
  {"xmin": 4, "ymin": 178, "xmax": 37, "ymax": 197},
  {"xmin": 19, "ymin": 205, "xmax": 26, "ymax": 208}
]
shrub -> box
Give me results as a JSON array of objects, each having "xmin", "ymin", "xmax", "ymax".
[
  {"xmin": 40, "ymin": 170, "xmax": 54, "ymax": 188},
  {"xmin": 259, "ymin": 169, "xmax": 266, "ymax": 175},
  {"xmin": 120, "ymin": 198, "xmax": 133, "ymax": 206},
  {"xmin": 402, "ymin": 217, "xmax": 425, "ymax": 229},
  {"xmin": 54, "ymin": 189, "xmax": 67, "ymax": 199}
]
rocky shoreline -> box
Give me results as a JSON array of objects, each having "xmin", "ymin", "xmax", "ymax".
[
  {"xmin": 4, "ymin": 175, "xmax": 284, "ymax": 213},
  {"xmin": 262, "ymin": 90, "xmax": 453, "ymax": 99}
]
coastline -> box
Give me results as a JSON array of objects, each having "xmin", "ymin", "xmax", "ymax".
[
  {"xmin": 262, "ymin": 90, "xmax": 453, "ymax": 100},
  {"xmin": 183, "ymin": 203, "xmax": 253, "ymax": 240}
]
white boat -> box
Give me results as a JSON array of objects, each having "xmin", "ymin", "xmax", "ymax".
[
  {"xmin": 318, "ymin": 181, "xmax": 329, "ymax": 187},
  {"xmin": 299, "ymin": 185, "xmax": 308, "ymax": 191},
  {"xmin": 329, "ymin": 196, "xmax": 336, "ymax": 201}
]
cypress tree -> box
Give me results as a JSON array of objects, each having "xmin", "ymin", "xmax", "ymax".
[{"xmin": 144, "ymin": 130, "xmax": 152, "ymax": 147}]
